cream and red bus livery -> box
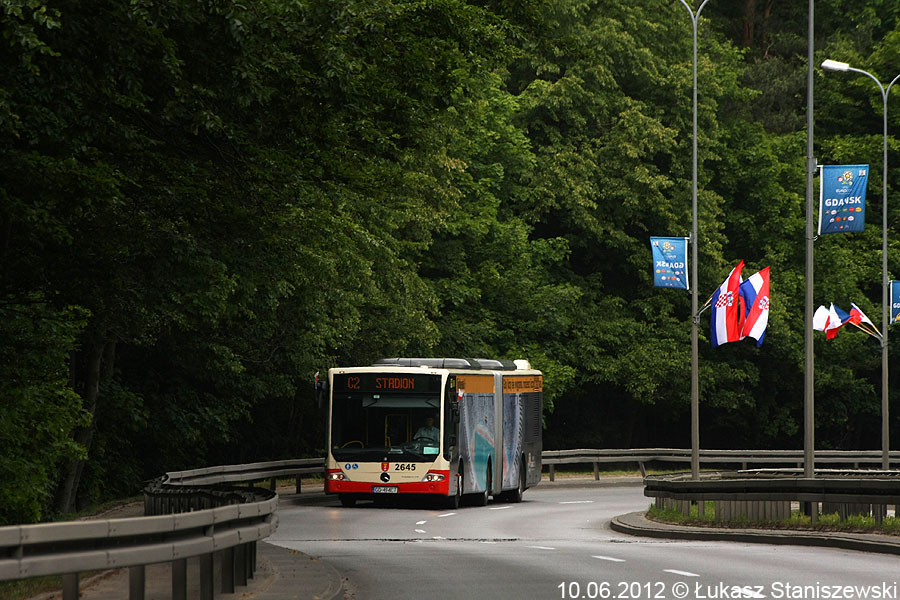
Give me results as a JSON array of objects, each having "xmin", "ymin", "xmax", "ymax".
[{"xmin": 322, "ymin": 358, "xmax": 542, "ymax": 507}]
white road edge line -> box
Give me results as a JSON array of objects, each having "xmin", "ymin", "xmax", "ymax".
[
  {"xmin": 664, "ymin": 569, "xmax": 699, "ymax": 577},
  {"xmin": 437, "ymin": 513, "xmax": 456, "ymax": 518},
  {"xmin": 528, "ymin": 545, "xmax": 556, "ymax": 550},
  {"xmin": 489, "ymin": 506, "xmax": 512, "ymax": 510},
  {"xmin": 559, "ymin": 501, "xmax": 594, "ymax": 504},
  {"xmin": 592, "ymin": 555, "xmax": 626, "ymax": 563}
]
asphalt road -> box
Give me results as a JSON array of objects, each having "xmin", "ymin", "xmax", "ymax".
[{"xmin": 270, "ymin": 483, "xmax": 900, "ymax": 600}]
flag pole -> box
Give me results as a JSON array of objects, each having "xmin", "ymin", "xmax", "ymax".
[{"xmin": 803, "ymin": 0, "xmax": 817, "ymax": 494}]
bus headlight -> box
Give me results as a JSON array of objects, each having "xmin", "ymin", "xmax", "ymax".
[
  {"xmin": 327, "ymin": 471, "xmax": 349, "ymax": 481},
  {"xmin": 422, "ymin": 472, "xmax": 445, "ymax": 482}
]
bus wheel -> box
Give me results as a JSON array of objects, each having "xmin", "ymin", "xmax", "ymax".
[
  {"xmin": 475, "ymin": 464, "xmax": 490, "ymax": 507},
  {"xmin": 509, "ymin": 463, "xmax": 525, "ymax": 503},
  {"xmin": 448, "ymin": 472, "xmax": 462, "ymax": 509},
  {"xmin": 339, "ymin": 494, "xmax": 356, "ymax": 507}
]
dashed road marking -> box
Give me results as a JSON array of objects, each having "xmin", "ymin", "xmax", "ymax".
[
  {"xmin": 592, "ymin": 555, "xmax": 626, "ymax": 562},
  {"xmin": 528, "ymin": 545, "xmax": 556, "ymax": 550},
  {"xmin": 664, "ymin": 569, "xmax": 699, "ymax": 577}
]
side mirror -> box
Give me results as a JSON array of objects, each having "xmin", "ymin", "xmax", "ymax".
[{"xmin": 314, "ymin": 371, "xmax": 328, "ymax": 410}]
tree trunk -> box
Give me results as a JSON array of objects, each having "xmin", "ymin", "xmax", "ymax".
[
  {"xmin": 742, "ymin": 0, "xmax": 757, "ymax": 47},
  {"xmin": 761, "ymin": 0, "xmax": 773, "ymax": 57},
  {"xmin": 55, "ymin": 339, "xmax": 116, "ymax": 514}
]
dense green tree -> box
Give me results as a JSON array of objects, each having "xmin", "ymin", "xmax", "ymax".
[{"xmin": 4, "ymin": 0, "xmax": 900, "ymax": 523}]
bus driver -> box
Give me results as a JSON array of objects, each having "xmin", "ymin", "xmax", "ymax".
[{"xmin": 414, "ymin": 416, "xmax": 439, "ymax": 445}]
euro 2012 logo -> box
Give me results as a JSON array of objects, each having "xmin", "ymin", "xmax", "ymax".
[
  {"xmin": 837, "ymin": 170, "xmax": 854, "ymax": 185},
  {"xmin": 662, "ymin": 241, "xmax": 675, "ymax": 253}
]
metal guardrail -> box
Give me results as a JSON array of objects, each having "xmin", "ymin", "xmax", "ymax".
[
  {"xmin": 541, "ymin": 448, "xmax": 900, "ymax": 480},
  {"xmin": 164, "ymin": 457, "xmax": 324, "ymax": 489},
  {"xmin": 643, "ymin": 469, "xmax": 900, "ymax": 525},
  {"xmin": 0, "ymin": 458, "xmax": 324, "ymax": 600}
]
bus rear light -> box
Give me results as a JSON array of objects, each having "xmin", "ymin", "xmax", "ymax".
[{"xmin": 422, "ymin": 472, "xmax": 445, "ymax": 483}]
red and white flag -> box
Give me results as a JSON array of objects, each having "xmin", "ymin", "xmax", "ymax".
[
  {"xmin": 739, "ymin": 267, "xmax": 770, "ymax": 347},
  {"xmin": 813, "ymin": 303, "xmax": 850, "ymax": 339},
  {"xmin": 710, "ymin": 260, "xmax": 745, "ymax": 348}
]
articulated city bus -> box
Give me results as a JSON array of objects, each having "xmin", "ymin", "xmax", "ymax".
[{"xmin": 321, "ymin": 358, "xmax": 542, "ymax": 508}]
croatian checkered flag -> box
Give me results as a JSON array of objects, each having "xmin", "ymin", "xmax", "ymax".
[
  {"xmin": 710, "ymin": 260, "xmax": 745, "ymax": 348},
  {"xmin": 739, "ymin": 267, "xmax": 770, "ymax": 347}
]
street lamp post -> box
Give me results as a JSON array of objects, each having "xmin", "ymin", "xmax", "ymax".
[
  {"xmin": 821, "ymin": 59, "xmax": 900, "ymax": 470},
  {"xmin": 676, "ymin": 0, "xmax": 711, "ymax": 482}
]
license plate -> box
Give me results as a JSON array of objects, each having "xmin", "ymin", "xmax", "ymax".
[{"xmin": 372, "ymin": 486, "xmax": 398, "ymax": 494}]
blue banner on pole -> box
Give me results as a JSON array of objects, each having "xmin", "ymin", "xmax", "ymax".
[
  {"xmin": 892, "ymin": 281, "xmax": 900, "ymax": 324},
  {"xmin": 818, "ymin": 164, "xmax": 869, "ymax": 234},
  {"xmin": 650, "ymin": 236, "xmax": 689, "ymax": 290}
]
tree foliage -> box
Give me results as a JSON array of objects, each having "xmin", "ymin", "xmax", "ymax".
[{"xmin": 2, "ymin": 0, "xmax": 899, "ymax": 523}]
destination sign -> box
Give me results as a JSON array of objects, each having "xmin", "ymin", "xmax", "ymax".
[{"xmin": 333, "ymin": 373, "xmax": 441, "ymax": 394}]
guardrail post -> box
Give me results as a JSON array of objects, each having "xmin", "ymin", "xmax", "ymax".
[
  {"xmin": 62, "ymin": 573, "xmax": 79, "ymax": 600},
  {"xmin": 129, "ymin": 565, "xmax": 145, "ymax": 600},
  {"xmin": 593, "ymin": 462, "xmax": 599, "ymax": 480},
  {"xmin": 200, "ymin": 553, "xmax": 214, "ymax": 600},
  {"xmin": 222, "ymin": 548, "xmax": 235, "ymax": 593},
  {"xmin": 270, "ymin": 477, "xmax": 277, "ymax": 491},
  {"xmin": 549, "ymin": 465, "xmax": 555, "ymax": 482},
  {"xmin": 172, "ymin": 558, "xmax": 187, "ymax": 600},
  {"xmin": 296, "ymin": 475, "xmax": 302, "ymax": 494},
  {"xmin": 235, "ymin": 543, "xmax": 248, "ymax": 587}
]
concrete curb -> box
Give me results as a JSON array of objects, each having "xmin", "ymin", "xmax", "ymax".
[{"xmin": 610, "ymin": 511, "xmax": 900, "ymax": 556}]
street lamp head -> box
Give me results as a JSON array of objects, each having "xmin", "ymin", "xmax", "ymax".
[{"xmin": 821, "ymin": 59, "xmax": 851, "ymax": 72}]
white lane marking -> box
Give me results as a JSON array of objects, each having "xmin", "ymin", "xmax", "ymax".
[
  {"xmin": 416, "ymin": 520, "xmax": 427, "ymax": 525},
  {"xmin": 489, "ymin": 505, "xmax": 512, "ymax": 510},
  {"xmin": 438, "ymin": 513, "xmax": 456, "ymax": 518},
  {"xmin": 664, "ymin": 569, "xmax": 699, "ymax": 577},
  {"xmin": 528, "ymin": 545, "xmax": 556, "ymax": 550},
  {"xmin": 481, "ymin": 541, "xmax": 497, "ymax": 544},
  {"xmin": 592, "ymin": 555, "xmax": 626, "ymax": 563},
  {"xmin": 433, "ymin": 536, "xmax": 446, "ymax": 540},
  {"xmin": 559, "ymin": 500, "xmax": 594, "ymax": 504},
  {"xmin": 415, "ymin": 529, "xmax": 426, "ymax": 534}
]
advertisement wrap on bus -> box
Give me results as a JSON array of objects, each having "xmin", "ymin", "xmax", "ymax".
[{"xmin": 321, "ymin": 358, "xmax": 542, "ymax": 508}]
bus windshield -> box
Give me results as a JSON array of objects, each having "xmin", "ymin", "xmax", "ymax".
[{"xmin": 330, "ymin": 372, "xmax": 443, "ymax": 462}]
